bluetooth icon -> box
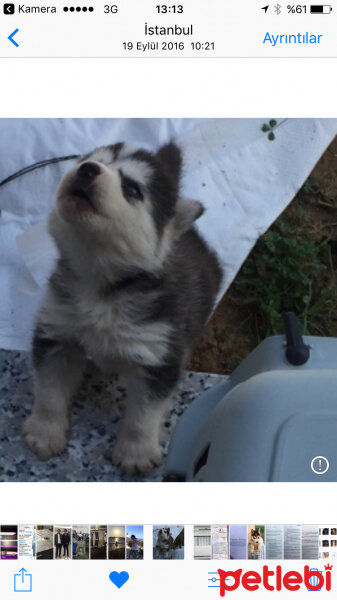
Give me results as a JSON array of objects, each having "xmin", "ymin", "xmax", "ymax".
[{"xmin": 274, "ymin": 3, "xmax": 282, "ymax": 13}]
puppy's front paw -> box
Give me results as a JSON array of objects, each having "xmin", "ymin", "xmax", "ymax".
[
  {"xmin": 23, "ymin": 415, "xmax": 67, "ymax": 460},
  {"xmin": 111, "ymin": 436, "xmax": 162, "ymax": 476}
]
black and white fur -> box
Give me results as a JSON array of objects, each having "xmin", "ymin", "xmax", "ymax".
[
  {"xmin": 23, "ymin": 142, "xmax": 222, "ymax": 475},
  {"xmin": 154, "ymin": 528, "xmax": 174, "ymax": 559}
]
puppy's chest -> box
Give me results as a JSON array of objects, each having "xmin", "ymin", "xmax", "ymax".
[{"xmin": 71, "ymin": 292, "xmax": 171, "ymax": 366}]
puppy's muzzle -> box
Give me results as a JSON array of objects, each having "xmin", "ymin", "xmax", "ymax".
[
  {"xmin": 78, "ymin": 161, "xmax": 101, "ymax": 182},
  {"xmin": 69, "ymin": 161, "xmax": 101, "ymax": 199},
  {"xmin": 63, "ymin": 161, "xmax": 102, "ymax": 212}
]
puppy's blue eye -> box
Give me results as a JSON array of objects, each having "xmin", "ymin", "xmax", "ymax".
[
  {"xmin": 119, "ymin": 169, "xmax": 143, "ymax": 202},
  {"xmin": 124, "ymin": 181, "xmax": 143, "ymax": 200}
]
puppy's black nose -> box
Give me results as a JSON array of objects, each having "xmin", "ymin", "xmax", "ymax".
[{"xmin": 78, "ymin": 161, "xmax": 101, "ymax": 180}]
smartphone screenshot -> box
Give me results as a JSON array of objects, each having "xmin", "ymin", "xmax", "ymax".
[{"xmin": 0, "ymin": 1, "xmax": 337, "ymax": 598}]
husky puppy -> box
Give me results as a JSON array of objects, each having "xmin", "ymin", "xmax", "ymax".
[
  {"xmin": 249, "ymin": 528, "xmax": 262, "ymax": 554},
  {"xmin": 155, "ymin": 528, "xmax": 174, "ymax": 559},
  {"xmin": 23, "ymin": 142, "xmax": 222, "ymax": 475}
]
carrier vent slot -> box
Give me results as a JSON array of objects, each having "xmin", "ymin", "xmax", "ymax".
[
  {"xmin": 162, "ymin": 474, "xmax": 186, "ymax": 482},
  {"xmin": 193, "ymin": 444, "xmax": 210, "ymax": 477}
]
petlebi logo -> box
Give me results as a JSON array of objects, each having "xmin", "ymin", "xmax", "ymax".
[{"xmin": 215, "ymin": 564, "xmax": 333, "ymax": 596}]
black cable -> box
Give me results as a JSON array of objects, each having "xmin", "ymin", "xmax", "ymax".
[{"xmin": 0, "ymin": 154, "xmax": 80, "ymax": 188}]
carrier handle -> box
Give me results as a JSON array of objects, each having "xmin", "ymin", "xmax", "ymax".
[{"xmin": 283, "ymin": 311, "xmax": 310, "ymax": 366}]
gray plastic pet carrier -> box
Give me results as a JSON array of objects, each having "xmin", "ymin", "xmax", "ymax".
[{"xmin": 163, "ymin": 313, "xmax": 337, "ymax": 482}]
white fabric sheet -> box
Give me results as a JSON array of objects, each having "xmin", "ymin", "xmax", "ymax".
[{"xmin": 0, "ymin": 118, "xmax": 336, "ymax": 351}]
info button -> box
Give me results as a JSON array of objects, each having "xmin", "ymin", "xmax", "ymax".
[{"xmin": 311, "ymin": 456, "xmax": 329, "ymax": 475}]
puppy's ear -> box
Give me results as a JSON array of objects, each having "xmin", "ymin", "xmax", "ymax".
[
  {"xmin": 167, "ymin": 528, "xmax": 170, "ymax": 534},
  {"xmin": 156, "ymin": 142, "xmax": 182, "ymax": 189},
  {"xmin": 174, "ymin": 198, "xmax": 204, "ymax": 236},
  {"xmin": 257, "ymin": 528, "xmax": 260, "ymax": 534}
]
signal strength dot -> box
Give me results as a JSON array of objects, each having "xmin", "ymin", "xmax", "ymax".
[{"xmin": 63, "ymin": 6, "xmax": 94, "ymax": 11}]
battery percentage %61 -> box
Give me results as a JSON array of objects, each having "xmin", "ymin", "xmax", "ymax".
[
  {"xmin": 287, "ymin": 3, "xmax": 332, "ymax": 11},
  {"xmin": 287, "ymin": 4, "xmax": 307, "ymax": 12}
]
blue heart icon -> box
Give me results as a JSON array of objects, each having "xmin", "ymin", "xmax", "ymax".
[{"xmin": 109, "ymin": 571, "xmax": 130, "ymax": 589}]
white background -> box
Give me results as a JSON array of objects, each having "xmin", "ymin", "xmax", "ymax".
[{"xmin": 1, "ymin": 58, "xmax": 337, "ymax": 117}]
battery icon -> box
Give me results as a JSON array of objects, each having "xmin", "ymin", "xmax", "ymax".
[{"xmin": 310, "ymin": 4, "xmax": 332, "ymax": 12}]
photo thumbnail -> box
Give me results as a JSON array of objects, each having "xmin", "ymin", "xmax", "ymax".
[
  {"xmin": 126, "ymin": 526, "xmax": 143, "ymax": 560},
  {"xmin": 319, "ymin": 525, "xmax": 337, "ymax": 559},
  {"xmin": 18, "ymin": 525, "xmax": 36, "ymax": 560},
  {"xmin": 0, "ymin": 525, "xmax": 18, "ymax": 560},
  {"xmin": 284, "ymin": 525, "xmax": 301, "ymax": 560},
  {"xmin": 266, "ymin": 525, "xmax": 283, "ymax": 560},
  {"xmin": 36, "ymin": 526, "xmax": 53, "ymax": 560},
  {"xmin": 72, "ymin": 525, "xmax": 89, "ymax": 560},
  {"xmin": 108, "ymin": 526, "xmax": 125, "ymax": 560},
  {"xmin": 248, "ymin": 525, "xmax": 265, "ymax": 560},
  {"xmin": 90, "ymin": 526, "xmax": 107, "ymax": 560},
  {"xmin": 54, "ymin": 526, "xmax": 72, "ymax": 560},
  {"xmin": 153, "ymin": 526, "xmax": 184, "ymax": 559},
  {"xmin": 229, "ymin": 526, "xmax": 247, "ymax": 560}
]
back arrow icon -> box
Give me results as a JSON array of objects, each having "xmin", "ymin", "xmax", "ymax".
[
  {"xmin": 8, "ymin": 28, "xmax": 19, "ymax": 47},
  {"xmin": 261, "ymin": 5, "xmax": 269, "ymax": 11}
]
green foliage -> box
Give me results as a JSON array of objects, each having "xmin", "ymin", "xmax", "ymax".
[
  {"xmin": 261, "ymin": 119, "xmax": 278, "ymax": 140},
  {"xmin": 235, "ymin": 217, "xmax": 337, "ymax": 336},
  {"xmin": 174, "ymin": 529, "xmax": 185, "ymax": 549}
]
